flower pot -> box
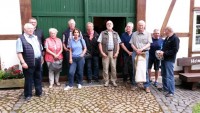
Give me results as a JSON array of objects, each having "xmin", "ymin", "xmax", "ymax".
[{"xmin": 0, "ymin": 78, "xmax": 24, "ymax": 88}]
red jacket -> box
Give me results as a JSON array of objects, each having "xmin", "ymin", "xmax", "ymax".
[{"xmin": 44, "ymin": 37, "xmax": 63, "ymax": 62}]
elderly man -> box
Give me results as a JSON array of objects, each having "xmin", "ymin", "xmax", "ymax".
[
  {"xmin": 148, "ymin": 29, "xmax": 163, "ymax": 87},
  {"xmin": 98, "ymin": 20, "xmax": 121, "ymax": 87},
  {"xmin": 16, "ymin": 23, "xmax": 43, "ymax": 101},
  {"xmin": 158, "ymin": 26, "xmax": 180, "ymax": 97},
  {"xmin": 129, "ymin": 20, "xmax": 152, "ymax": 93},
  {"xmin": 83, "ymin": 22, "xmax": 100, "ymax": 83},
  {"xmin": 29, "ymin": 17, "xmax": 44, "ymax": 86},
  {"xmin": 29, "ymin": 17, "xmax": 44, "ymax": 47},
  {"xmin": 120, "ymin": 22, "xmax": 134, "ymax": 85}
]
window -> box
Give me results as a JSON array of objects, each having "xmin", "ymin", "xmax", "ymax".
[{"xmin": 193, "ymin": 11, "xmax": 200, "ymax": 51}]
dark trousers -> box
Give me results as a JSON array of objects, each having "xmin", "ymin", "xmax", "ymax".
[
  {"xmin": 122, "ymin": 53, "xmax": 133, "ymax": 82},
  {"xmin": 86, "ymin": 56, "xmax": 99, "ymax": 80},
  {"xmin": 23, "ymin": 58, "xmax": 42, "ymax": 98}
]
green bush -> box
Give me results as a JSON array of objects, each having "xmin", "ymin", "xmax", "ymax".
[{"xmin": 193, "ymin": 102, "xmax": 200, "ymax": 113}]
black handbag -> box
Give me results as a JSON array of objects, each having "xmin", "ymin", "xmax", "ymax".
[
  {"xmin": 80, "ymin": 38, "xmax": 92, "ymax": 59},
  {"xmin": 84, "ymin": 51, "xmax": 92, "ymax": 59}
]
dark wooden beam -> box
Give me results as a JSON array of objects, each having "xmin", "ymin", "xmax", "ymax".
[
  {"xmin": 189, "ymin": 0, "xmax": 194, "ymax": 57},
  {"xmin": 160, "ymin": 0, "xmax": 177, "ymax": 36},
  {"xmin": 194, "ymin": 7, "xmax": 200, "ymax": 11},
  {"xmin": 136, "ymin": 0, "xmax": 146, "ymax": 22},
  {"xmin": 176, "ymin": 33, "xmax": 190, "ymax": 37}
]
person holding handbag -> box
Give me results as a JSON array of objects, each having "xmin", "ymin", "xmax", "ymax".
[
  {"xmin": 64, "ymin": 28, "xmax": 87, "ymax": 90},
  {"xmin": 83, "ymin": 22, "xmax": 100, "ymax": 83},
  {"xmin": 44, "ymin": 28, "xmax": 63, "ymax": 88}
]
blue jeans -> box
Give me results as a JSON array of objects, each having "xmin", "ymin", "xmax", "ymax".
[
  {"xmin": 161, "ymin": 60, "xmax": 175, "ymax": 94},
  {"xmin": 23, "ymin": 58, "xmax": 42, "ymax": 97},
  {"xmin": 68, "ymin": 57, "xmax": 85, "ymax": 87},
  {"xmin": 131, "ymin": 51, "xmax": 150, "ymax": 88},
  {"xmin": 122, "ymin": 53, "xmax": 133, "ymax": 82},
  {"xmin": 86, "ymin": 56, "xmax": 99, "ymax": 80}
]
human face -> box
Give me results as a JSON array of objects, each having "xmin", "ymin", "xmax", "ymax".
[
  {"xmin": 164, "ymin": 29, "xmax": 170, "ymax": 37},
  {"xmin": 87, "ymin": 24, "xmax": 94, "ymax": 32},
  {"xmin": 50, "ymin": 31, "xmax": 57, "ymax": 38},
  {"xmin": 73, "ymin": 30, "xmax": 79, "ymax": 38},
  {"xmin": 153, "ymin": 31, "xmax": 160, "ymax": 39},
  {"xmin": 69, "ymin": 23, "xmax": 75, "ymax": 30},
  {"xmin": 24, "ymin": 25, "xmax": 34, "ymax": 35},
  {"xmin": 106, "ymin": 21, "xmax": 113, "ymax": 31},
  {"xmin": 137, "ymin": 22, "xmax": 145, "ymax": 32},
  {"xmin": 29, "ymin": 19, "xmax": 37, "ymax": 28},
  {"xmin": 126, "ymin": 25, "xmax": 133, "ymax": 33}
]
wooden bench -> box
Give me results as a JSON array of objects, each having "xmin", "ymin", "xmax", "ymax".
[{"xmin": 177, "ymin": 56, "xmax": 200, "ymax": 90}]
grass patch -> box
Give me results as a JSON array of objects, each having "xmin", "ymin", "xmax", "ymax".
[{"xmin": 193, "ymin": 102, "xmax": 200, "ymax": 113}]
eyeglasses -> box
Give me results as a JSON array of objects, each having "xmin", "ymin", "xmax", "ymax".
[{"xmin": 29, "ymin": 22, "xmax": 37, "ymax": 23}]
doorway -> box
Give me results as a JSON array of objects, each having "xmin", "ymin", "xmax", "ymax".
[
  {"xmin": 93, "ymin": 17, "xmax": 126, "ymax": 74},
  {"xmin": 93, "ymin": 17, "xmax": 126, "ymax": 35}
]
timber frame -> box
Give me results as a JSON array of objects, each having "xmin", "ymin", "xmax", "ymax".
[
  {"xmin": 0, "ymin": 0, "xmax": 32, "ymax": 40},
  {"xmin": 0, "ymin": 0, "xmax": 199, "ymax": 67}
]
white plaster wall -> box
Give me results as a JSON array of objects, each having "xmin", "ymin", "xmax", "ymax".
[
  {"xmin": 175, "ymin": 37, "xmax": 189, "ymax": 71},
  {"xmin": 146, "ymin": 0, "xmax": 190, "ymax": 33},
  {"xmin": 0, "ymin": 0, "xmax": 22, "ymax": 34},
  {"xmin": 146, "ymin": 0, "xmax": 171, "ymax": 32},
  {"xmin": 167, "ymin": 0, "xmax": 190, "ymax": 32},
  {"xmin": 195, "ymin": 0, "xmax": 200, "ymax": 7},
  {"xmin": 146, "ymin": 0, "xmax": 190, "ymax": 71},
  {"xmin": 0, "ymin": 40, "xmax": 20, "ymax": 70}
]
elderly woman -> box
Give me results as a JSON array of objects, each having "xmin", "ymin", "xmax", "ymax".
[
  {"xmin": 44, "ymin": 28, "xmax": 63, "ymax": 88},
  {"xmin": 64, "ymin": 28, "xmax": 86, "ymax": 90}
]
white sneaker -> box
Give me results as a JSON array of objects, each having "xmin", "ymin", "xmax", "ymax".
[
  {"xmin": 77, "ymin": 84, "xmax": 82, "ymax": 89},
  {"xmin": 64, "ymin": 86, "xmax": 73, "ymax": 90}
]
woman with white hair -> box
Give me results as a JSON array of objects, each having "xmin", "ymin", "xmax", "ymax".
[{"xmin": 44, "ymin": 28, "xmax": 63, "ymax": 88}]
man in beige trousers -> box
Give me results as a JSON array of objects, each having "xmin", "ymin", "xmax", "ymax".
[{"xmin": 98, "ymin": 20, "xmax": 121, "ymax": 87}]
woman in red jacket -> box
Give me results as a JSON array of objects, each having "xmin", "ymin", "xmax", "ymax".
[{"xmin": 44, "ymin": 28, "xmax": 63, "ymax": 88}]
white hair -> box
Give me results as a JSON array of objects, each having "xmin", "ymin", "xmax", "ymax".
[
  {"xmin": 153, "ymin": 29, "xmax": 160, "ymax": 33},
  {"xmin": 165, "ymin": 26, "xmax": 174, "ymax": 33},
  {"xmin": 49, "ymin": 28, "xmax": 58, "ymax": 33},
  {"xmin": 86, "ymin": 22, "xmax": 94, "ymax": 27},
  {"xmin": 68, "ymin": 19, "xmax": 76, "ymax": 25},
  {"xmin": 106, "ymin": 20, "xmax": 113, "ymax": 25},
  {"xmin": 24, "ymin": 23, "xmax": 34, "ymax": 29},
  {"xmin": 138, "ymin": 20, "xmax": 146, "ymax": 26},
  {"xmin": 126, "ymin": 22, "xmax": 134, "ymax": 28}
]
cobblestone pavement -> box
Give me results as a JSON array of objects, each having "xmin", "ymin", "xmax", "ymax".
[
  {"xmin": 0, "ymin": 80, "xmax": 200, "ymax": 113},
  {"xmin": 151, "ymin": 84, "xmax": 200, "ymax": 113}
]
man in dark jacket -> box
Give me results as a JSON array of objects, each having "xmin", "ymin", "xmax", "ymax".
[
  {"xmin": 29, "ymin": 17, "xmax": 45, "ymax": 86},
  {"xmin": 16, "ymin": 23, "xmax": 43, "ymax": 101},
  {"xmin": 158, "ymin": 26, "xmax": 180, "ymax": 97},
  {"xmin": 83, "ymin": 22, "xmax": 100, "ymax": 83},
  {"xmin": 29, "ymin": 18, "xmax": 44, "ymax": 48}
]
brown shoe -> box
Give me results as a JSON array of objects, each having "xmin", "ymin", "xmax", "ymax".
[
  {"xmin": 131, "ymin": 86, "xmax": 138, "ymax": 91},
  {"xmin": 145, "ymin": 87, "xmax": 151, "ymax": 93}
]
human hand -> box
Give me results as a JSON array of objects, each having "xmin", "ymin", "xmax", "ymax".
[{"xmin": 22, "ymin": 63, "xmax": 28, "ymax": 69}]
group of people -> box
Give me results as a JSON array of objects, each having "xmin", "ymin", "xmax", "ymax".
[{"xmin": 16, "ymin": 17, "xmax": 179, "ymax": 101}]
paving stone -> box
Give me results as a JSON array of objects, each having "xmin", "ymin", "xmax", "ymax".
[{"xmin": 2, "ymin": 80, "xmax": 200, "ymax": 112}]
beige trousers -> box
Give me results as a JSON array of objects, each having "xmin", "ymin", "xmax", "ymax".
[
  {"xmin": 47, "ymin": 61, "xmax": 62, "ymax": 85},
  {"xmin": 102, "ymin": 51, "xmax": 117, "ymax": 83}
]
